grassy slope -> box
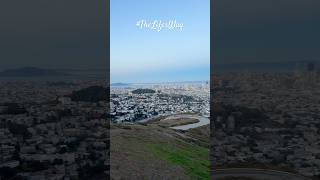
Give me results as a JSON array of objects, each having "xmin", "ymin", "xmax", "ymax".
[
  {"xmin": 146, "ymin": 141, "xmax": 209, "ymax": 179},
  {"xmin": 111, "ymin": 123, "xmax": 210, "ymax": 180}
]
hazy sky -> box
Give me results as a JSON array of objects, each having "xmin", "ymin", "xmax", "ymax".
[
  {"xmin": 0, "ymin": 0, "xmax": 107, "ymax": 71},
  {"xmin": 110, "ymin": 0, "xmax": 210, "ymax": 83},
  {"xmin": 1, "ymin": 0, "xmax": 318, "ymax": 76},
  {"xmin": 214, "ymin": 0, "xmax": 320, "ymax": 65}
]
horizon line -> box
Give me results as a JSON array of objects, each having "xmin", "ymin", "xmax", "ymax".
[{"xmin": 111, "ymin": 80, "xmax": 209, "ymax": 84}]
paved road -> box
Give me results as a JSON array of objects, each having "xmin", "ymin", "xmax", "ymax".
[
  {"xmin": 170, "ymin": 115, "xmax": 210, "ymax": 130},
  {"xmin": 212, "ymin": 168, "xmax": 312, "ymax": 180}
]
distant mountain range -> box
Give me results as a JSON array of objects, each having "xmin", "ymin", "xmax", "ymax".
[
  {"xmin": 111, "ymin": 83, "xmax": 130, "ymax": 86},
  {"xmin": 0, "ymin": 67, "xmax": 69, "ymax": 77}
]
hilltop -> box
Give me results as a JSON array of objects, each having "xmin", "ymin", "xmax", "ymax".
[
  {"xmin": 110, "ymin": 120, "xmax": 210, "ymax": 180},
  {"xmin": 131, "ymin": 88, "xmax": 155, "ymax": 94},
  {"xmin": 69, "ymin": 86, "xmax": 108, "ymax": 102}
]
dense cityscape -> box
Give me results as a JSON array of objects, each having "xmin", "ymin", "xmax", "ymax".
[
  {"xmin": 0, "ymin": 80, "xmax": 108, "ymax": 180},
  {"xmin": 0, "ymin": 80, "xmax": 211, "ymax": 179},
  {"xmin": 110, "ymin": 82, "xmax": 210, "ymax": 123},
  {"xmin": 1, "ymin": 69, "xmax": 320, "ymax": 179},
  {"xmin": 212, "ymin": 67, "xmax": 320, "ymax": 179}
]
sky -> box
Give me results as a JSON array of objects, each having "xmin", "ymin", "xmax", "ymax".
[
  {"xmin": 1, "ymin": 0, "xmax": 318, "ymax": 77},
  {"xmin": 110, "ymin": 0, "xmax": 210, "ymax": 83},
  {"xmin": 0, "ymin": 0, "xmax": 107, "ymax": 71},
  {"xmin": 213, "ymin": 0, "xmax": 320, "ymax": 66}
]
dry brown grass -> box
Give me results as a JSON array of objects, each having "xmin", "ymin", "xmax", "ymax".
[
  {"xmin": 153, "ymin": 117, "xmax": 199, "ymax": 128},
  {"xmin": 110, "ymin": 123, "xmax": 210, "ymax": 180}
]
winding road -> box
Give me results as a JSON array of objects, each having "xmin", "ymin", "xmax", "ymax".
[
  {"xmin": 212, "ymin": 168, "xmax": 312, "ymax": 180},
  {"xmin": 169, "ymin": 114, "xmax": 210, "ymax": 130}
]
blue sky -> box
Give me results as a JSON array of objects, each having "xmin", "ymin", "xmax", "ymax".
[{"xmin": 111, "ymin": 0, "xmax": 210, "ymax": 83}]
